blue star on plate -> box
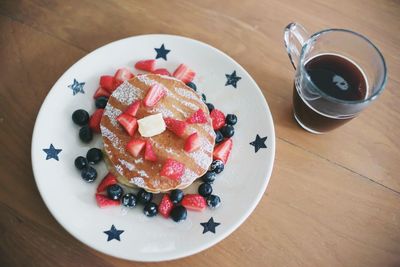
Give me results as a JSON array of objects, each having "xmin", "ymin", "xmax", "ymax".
[
  {"xmin": 250, "ymin": 134, "xmax": 267, "ymax": 153},
  {"xmin": 225, "ymin": 71, "xmax": 242, "ymax": 88},
  {"xmin": 154, "ymin": 44, "xmax": 171, "ymax": 60},
  {"xmin": 68, "ymin": 79, "xmax": 85, "ymax": 95},
  {"xmin": 42, "ymin": 144, "xmax": 62, "ymax": 161},
  {"xmin": 200, "ymin": 217, "xmax": 220, "ymax": 234},
  {"xmin": 103, "ymin": 225, "xmax": 124, "ymax": 242}
]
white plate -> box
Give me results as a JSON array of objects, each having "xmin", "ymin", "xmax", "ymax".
[{"xmin": 31, "ymin": 35, "xmax": 275, "ymax": 262}]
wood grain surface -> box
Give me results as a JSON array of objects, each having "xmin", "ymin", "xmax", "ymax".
[{"xmin": 1, "ymin": 0, "xmax": 399, "ymax": 266}]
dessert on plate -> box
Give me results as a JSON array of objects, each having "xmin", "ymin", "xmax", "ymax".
[
  {"xmin": 72, "ymin": 60, "xmax": 235, "ymax": 222},
  {"xmin": 100, "ymin": 74, "xmax": 216, "ymax": 193}
]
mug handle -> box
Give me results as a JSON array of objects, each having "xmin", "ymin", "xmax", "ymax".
[{"xmin": 284, "ymin": 22, "xmax": 309, "ymax": 70}]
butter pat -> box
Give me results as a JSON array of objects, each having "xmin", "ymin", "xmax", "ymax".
[{"xmin": 137, "ymin": 113, "xmax": 166, "ymax": 137}]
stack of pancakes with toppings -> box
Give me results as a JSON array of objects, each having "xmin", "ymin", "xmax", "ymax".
[{"xmin": 100, "ymin": 74, "xmax": 216, "ymax": 193}]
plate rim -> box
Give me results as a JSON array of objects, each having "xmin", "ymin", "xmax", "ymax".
[{"xmin": 31, "ymin": 34, "xmax": 276, "ymax": 262}]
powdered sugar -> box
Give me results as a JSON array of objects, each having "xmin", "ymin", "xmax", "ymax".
[
  {"xmin": 136, "ymin": 75, "xmax": 157, "ymax": 86},
  {"xmin": 171, "ymin": 104, "xmax": 189, "ymax": 117},
  {"xmin": 189, "ymin": 150, "xmax": 212, "ymax": 170},
  {"xmin": 181, "ymin": 168, "xmax": 198, "ymax": 184},
  {"xmin": 165, "ymin": 147, "xmax": 176, "ymax": 155},
  {"xmin": 112, "ymin": 81, "xmax": 144, "ymax": 105},
  {"xmin": 186, "ymin": 124, "xmax": 215, "ymax": 139},
  {"xmin": 115, "ymin": 165, "xmax": 123, "ymax": 175},
  {"xmin": 149, "ymin": 104, "xmax": 174, "ymax": 118},
  {"xmin": 134, "ymin": 158, "xmax": 144, "ymax": 164},
  {"xmin": 137, "ymin": 170, "xmax": 149, "ymax": 178},
  {"xmin": 203, "ymin": 123, "xmax": 215, "ymax": 136},
  {"xmin": 101, "ymin": 125, "xmax": 123, "ymax": 151},
  {"xmin": 166, "ymin": 89, "xmax": 198, "ymax": 110},
  {"xmin": 137, "ymin": 74, "xmax": 181, "ymax": 85},
  {"xmin": 154, "ymin": 142, "xmax": 179, "ymax": 156},
  {"xmin": 188, "ymin": 136, "xmax": 213, "ymax": 169},
  {"xmin": 120, "ymin": 158, "xmax": 148, "ymax": 178},
  {"xmin": 174, "ymin": 87, "xmax": 199, "ymax": 101},
  {"xmin": 119, "ymin": 158, "xmax": 148, "ymax": 178},
  {"xmin": 129, "ymin": 177, "xmax": 145, "ymax": 187},
  {"xmin": 150, "ymin": 179, "xmax": 160, "ymax": 188},
  {"xmin": 119, "ymin": 159, "xmax": 135, "ymax": 171},
  {"xmin": 104, "ymin": 105, "xmax": 122, "ymax": 126}
]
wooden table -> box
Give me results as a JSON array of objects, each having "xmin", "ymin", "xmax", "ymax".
[{"xmin": 1, "ymin": 0, "xmax": 399, "ymax": 266}]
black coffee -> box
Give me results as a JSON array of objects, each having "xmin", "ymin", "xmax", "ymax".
[
  {"xmin": 305, "ymin": 54, "xmax": 367, "ymax": 101},
  {"xmin": 293, "ymin": 54, "xmax": 367, "ymax": 132}
]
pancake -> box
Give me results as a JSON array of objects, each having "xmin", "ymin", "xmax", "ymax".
[{"xmin": 100, "ymin": 74, "xmax": 215, "ymax": 193}]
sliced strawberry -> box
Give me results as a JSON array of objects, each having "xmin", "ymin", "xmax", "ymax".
[
  {"xmin": 93, "ymin": 86, "xmax": 111, "ymax": 99},
  {"xmin": 143, "ymin": 84, "xmax": 167, "ymax": 107},
  {"xmin": 112, "ymin": 79, "xmax": 123, "ymax": 91},
  {"xmin": 144, "ymin": 140, "xmax": 157, "ymax": 161},
  {"xmin": 116, "ymin": 113, "xmax": 138, "ymax": 136},
  {"xmin": 97, "ymin": 173, "xmax": 117, "ymax": 193},
  {"xmin": 186, "ymin": 109, "xmax": 207, "ymax": 124},
  {"xmin": 124, "ymin": 100, "xmax": 141, "ymax": 117},
  {"xmin": 210, "ymin": 109, "xmax": 226, "ymax": 130},
  {"xmin": 213, "ymin": 138, "xmax": 233, "ymax": 164},
  {"xmin": 99, "ymin": 75, "xmax": 115, "ymax": 93},
  {"xmin": 126, "ymin": 138, "xmax": 146, "ymax": 157},
  {"xmin": 135, "ymin": 59, "xmax": 156, "ymax": 72},
  {"xmin": 114, "ymin": 67, "xmax": 134, "ymax": 84},
  {"xmin": 89, "ymin": 109, "xmax": 104, "ymax": 133},
  {"xmin": 160, "ymin": 158, "xmax": 185, "ymax": 180},
  {"xmin": 184, "ymin": 132, "xmax": 201, "ymax": 152},
  {"xmin": 164, "ymin": 117, "xmax": 187, "ymax": 137},
  {"xmin": 158, "ymin": 194, "xmax": 174, "ymax": 218},
  {"xmin": 172, "ymin": 64, "xmax": 196, "ymax": 84},
  {"xmin": 181, "ymin": 194, "xmax": 206, "ymax": 211},
  {"xmin": 95, "ymin": 193, "xmax": 120, "ymax": 208},
  {"xmin": 152, "ymin": 68, "xmax": 171, "ymax": 76}
]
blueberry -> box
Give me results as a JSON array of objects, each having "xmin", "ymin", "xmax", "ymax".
[
  {"xmin": 221, "ymin": 125, "xmax": 234, "ymax": 138},
  {"xmin": 170, "ymin": 189, "xmax": 184, "ymax": 204},
  {"xmin": 72, "ymin": 109, "xmax": 89, "ymax": 126},
  {"xmin": 137, "ymin": 189, "xmax": 153, "ymax": 204},
  {"xmin": 201, "ymin": 93, "xmax": 206, "ymax": 103},
  {"xmin": 186, "ymin": 81, "xmax": 197, "ymax": 91},
  {"xmin": 210, "ymin": 160, "xmax": 224, "ymax": 174},
  {"xmin": 215, "ymin": 131, "xmax": 224, "ymax": 144},
  {"xmin": 226, "ymin": 114, "xmax": 237, "ymax": 125},
  {"xmin": 198, "ymin": 183, "xmax": 213, "ymax": 197},
  {"xmin": 206, "ymin": 103, "xmax": 214, "ymax": 112},
  {"xmin": 206, "ymin": 195, "xmax": 221, "ymax": 209},
  {"xmin": 143, "ymin": 202, "xmax": 158, "ymax": 217},
  {"xmin": 79, "ymin": 125, "xmax": 93, "ymax": 143},
  {"xmin": 121, "ymin": 193, "xmax": 137, "ymax": 208},
  {"xmin": 201, "ymin": 171, "xmax": 216, "ymax": 183},
  {"xmin": 86, "ymin": 148, "xmax": 103, "ymax": 164},
  {"xmin": 81, "ymin": 166, "xmax": 97, "ymax": 182},
  {"xmin": 74, "ymin": 156, "xmax": 88, "ymax": 170},
  {"xmin": 170, "ymin": 205, "xmax": 187, "ymax": 222},
  {"xmin": 95, "ymin": 96, "xmax": 108, "ymax": 109},
  {"xmin": 107, "ymin": 184, "xmax": 123, "ymax": 200}
]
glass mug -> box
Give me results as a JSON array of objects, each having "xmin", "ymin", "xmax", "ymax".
[{"xmin": 284, "ymin": 22, "xmax": 387, "ymax": 133}]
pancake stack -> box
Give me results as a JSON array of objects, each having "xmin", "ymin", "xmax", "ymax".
[{"xmin": 100, "ymin": 74, "xmax": 216, "ymax": 193}]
